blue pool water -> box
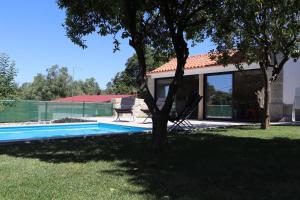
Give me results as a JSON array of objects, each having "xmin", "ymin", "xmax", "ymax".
[{"xmin": 0, "ymin": 123, "xmax": 150, "ymax": 143}]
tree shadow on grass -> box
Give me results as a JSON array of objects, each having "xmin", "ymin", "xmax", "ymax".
[{"xmin": 1, "ymin": 131, "xmax": 300, "ymax": 199}]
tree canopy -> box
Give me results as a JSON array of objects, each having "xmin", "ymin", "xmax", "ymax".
[
  {"xmin": 19, "ymin": 65, "xmax": 101, "ymax": 101},
  {"xmin": 106, "ymin": 48, "xmax": 166, "ymax": 95},
  {"xmin": 0, "ymin": 53, "xmax": 17, "ymax": 110},
  {"xmin": 211, "ymin": 0, "xmax": 300, "ymax": 73}
]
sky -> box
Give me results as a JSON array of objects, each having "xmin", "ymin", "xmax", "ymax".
[
  {"xmin": 0, "ymin": 0, "xmax": 216, "ymax": 89},
  {"xmin": 207, "ymin": 74, "xmax": 232, "ymax": 93}
]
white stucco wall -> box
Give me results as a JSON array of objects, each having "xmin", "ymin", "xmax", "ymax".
[
  {"xmin": 148, "ymin": 63, "xmax": 260, "ymax": 79},
  {"xmin": 283, "ymin": 59, "xmax": 300, "ymax": 104},
  {"xmin": 147, "ymin": 78, "xmax": 155, "ymax": 98}
]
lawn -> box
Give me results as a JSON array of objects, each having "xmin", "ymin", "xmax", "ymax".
[{"xmin": 0, "ymin": 125, "xmax": 300, "ymax": 200}]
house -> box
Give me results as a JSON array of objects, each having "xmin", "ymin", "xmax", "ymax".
[{"xmin": 147, "ymin": 53, "xmax": 300, "ymax": 122}]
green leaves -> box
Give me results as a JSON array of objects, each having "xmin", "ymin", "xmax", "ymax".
[
  {"xmin": 0, "ymin": 53, "xmax": 17, "ymax": 111},
  {"xmin": 19, "ymin": 66, "xmax": 101, "ymax": 101},
  {"xmin": 211, "ymin": 0, "xmax": 300, "ymax": 71},
  {"xmin": 106, "ymin": 48, "xmax": 164, "ymax": 95}
]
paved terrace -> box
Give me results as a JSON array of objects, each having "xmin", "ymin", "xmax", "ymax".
[
  {"xmin": 0, "ymin": 116, "xmax": 297, "ymax": 129},
  {"xmin": 85, "ymin": 116, "xmax": 252, "ymax": 129}
]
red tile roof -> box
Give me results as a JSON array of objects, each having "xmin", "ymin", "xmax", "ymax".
[
  {"xmin": 149, "ymin": 52, "xmax": 242, "ymax": 74},
  {"xmin": 53, "ymin": 95, "xmax": 132, "ymax": 103}
]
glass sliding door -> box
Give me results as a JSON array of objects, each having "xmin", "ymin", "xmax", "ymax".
[
  {"xmin": 205, "ymin": 73, "xmax": 233, "ymax": 119},
  {"xmin": 176, "ymin": 75, "xmax": 199, "ymax": 119},
  {"xmin": 155, "ymin": 76, "xmax": 199, "ymax": 119},
  {"xmin": 233, "ymin": 70, "xmax": 263, "ymax": 121}
]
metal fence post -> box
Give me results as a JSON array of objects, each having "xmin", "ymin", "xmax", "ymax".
[
  {"xmin": 111, "ymin": 103, "xmax": 113, "ymax": 116},
  {"xmin": 45, "ymin": 102, "xmax": 48, "ymax": 121},
  {"xmin": 82, "ymin": 102, "xmax": 85, "ymax": 117}
]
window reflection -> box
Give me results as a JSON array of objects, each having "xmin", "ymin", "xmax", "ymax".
[
  {"xmin": 155, "ymin": 76, "xmax": 199, "ymax": 119},
  {"xmin": 205, "ymin": 74, "xmax": 232, "ymax": 119},
  {"xmin": 233, "ymin": 70, "xmax": 263, "ymax": 121},
  {"xmin": 156, "ymin": 78, "xmax": 172, "ymax": 99}
]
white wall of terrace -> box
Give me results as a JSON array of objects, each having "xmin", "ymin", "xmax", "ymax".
[{"xmin": 148, "ymin": 63, "xmax": 260, "ymax": 79}]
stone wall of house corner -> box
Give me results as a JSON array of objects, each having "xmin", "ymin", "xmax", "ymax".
[
  {"xmin": 147, "ymin": 78, "xmax": 155, "ymax": 98},
  {"xmin": 268, "ymin": 69, "xmax": 285, "ymax": 121},
  {"xmin": 282, "ymin": 59, "xmax": 300, "ymax": 121}
]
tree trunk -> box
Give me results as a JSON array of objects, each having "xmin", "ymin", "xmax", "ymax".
[
  {"xmin": 261, "ymin": 66, "xmax": 271, "ymax": 129},
  {"xmin": 152, "ymin": 113, "xmax": 169, "ymax": 152},
  {"xmin": 124, "ymin": 0, "xmax": 188, "ymax": 151}
]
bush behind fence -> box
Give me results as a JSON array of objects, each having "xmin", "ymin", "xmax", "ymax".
[{"xmin": 0, "ymin": 100, "xmax": 113, "ymax": 123}]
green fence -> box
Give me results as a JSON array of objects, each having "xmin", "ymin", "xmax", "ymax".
[
  {"xmin": 206, "ymin": 105, "xmax": 232, "ymax": 118},
  {"xmin": 0, "ymin": 100, "xmax": 113, "ymax": 123}
]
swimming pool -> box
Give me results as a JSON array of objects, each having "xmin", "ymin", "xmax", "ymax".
[{"xmin": 0, "ymin": 123, "xmax": 150, "ymax": 143}]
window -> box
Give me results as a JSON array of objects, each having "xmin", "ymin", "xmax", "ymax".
[
  {"xmin": 155, "ymin": 78, "xmax": 172, "ymax": 99},
  {"xmin": 205, "ymin": 73, "xmax": 232, "ymax": 119},
  {"xmin": 155, "ymin": 76, "xmax": 199, "ymax": 119}
]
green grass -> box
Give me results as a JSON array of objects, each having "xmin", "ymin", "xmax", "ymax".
[
  {"xmin": 202, "ymin": 125, "xmax": 300, "ymax": 139},
  {"xmin": 0, "ymin": 125, "xmax": 300, "ymax": 199}
]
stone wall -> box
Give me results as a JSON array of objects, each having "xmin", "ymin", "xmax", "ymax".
[
  {"xmin": 283, "ymin": 104, "xmax": 293, "ymax": 121},
  {"xmin": 268, "ymin": 68, "xmax": 297, "ymax": 122},
  {"xmin": 147, "ymin": 78, "xmax": 155, "ymax": 97},
  {"xmin": 269, "ymin": 70, "xmax": 284, "ymax": 121},
  {"xmin": 112, "ymin": 98, "xmax": 148, "ymax": 118}
]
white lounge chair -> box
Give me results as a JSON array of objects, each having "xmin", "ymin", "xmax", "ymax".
[{"xmin": 114, "ymin": 96, "xmax": 135, "ymax": 121}]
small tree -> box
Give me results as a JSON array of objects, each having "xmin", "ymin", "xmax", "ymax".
[
  {"xmin": 0, "ymin": 53, "xmax": 17, "ymax": 110},
  {"xmin": 58, "ymin": 0, "xmax": 210, "ymax": 150},
  {"xmin": 210, "ymin": 0, "xmax": 300, "ymax": 129},
  {"xmin": 82, "ymin": 78, "xmax": 101, "ymax": 95},
  {"xmin": 106, "ymin": 48, "xmax": 165, "ymax": 95}
]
